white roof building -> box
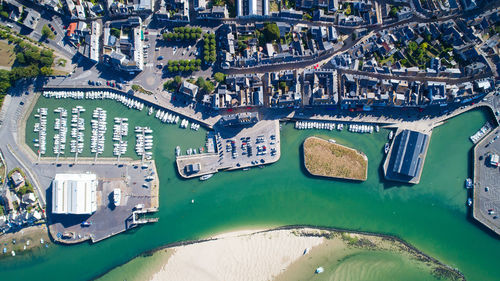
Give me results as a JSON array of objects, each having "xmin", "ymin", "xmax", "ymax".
[{"xmin": 52, "ymin": 173, "xmax": 98, "ymax": 215}]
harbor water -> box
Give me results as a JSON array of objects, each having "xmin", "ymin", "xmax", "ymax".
[{"xmin": 1, "ymin": 95, "xmax": 499, "ymax": 281}]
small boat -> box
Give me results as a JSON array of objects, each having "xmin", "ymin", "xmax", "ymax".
[
  {"xmin": 465, "ymin": 178, "xmax": 473, "ymax": 189},
  {"xmin": 375, "ymin": 125, "xmax": 380, "ymax": 132},
  {"xmin": 303, "ymin": 247, "xmax": 310, "ymax": 255},
  {"xmin": 243, "ymin": 168, "xmax": 250, "ymax": 171},
  {"xmin": 2, "ymin": 247, "xmax": 6, "ymax": 254},
  {"xmin": 384, "ymin": 143, "xmax": 390, "ymax": 154},
  {"xmin": 315, "ymin": 267, "xmax": 324, "ymax": 274},
  {"xmin": 328, "ymin": 139, "xmax": 336, "ymax": 143},
  {"xmin": 467, "ymin": 198, "xmax": 473, "ymax": 207},
  {"xmin": 388, "ymin": 131, "xmax": 394, "ymax": 140},
  {"xmin": 175, "ymin": 146, "xmax": 181, "ymax": 156},
  {"xmin": 81, "ymin": 221, "xmax": 92, "ymax": 227},
  {"xmin": 200, "ymin": 174, "xmax": 213, "ymax": 181},
  {"xmin": 11, "ymin": 251, "xmax": 15, "ymax": 257}
]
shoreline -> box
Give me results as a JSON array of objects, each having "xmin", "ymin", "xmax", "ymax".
[{"xmin": 94, "ymin": 225, "xmax": 465, "ymax": 281}]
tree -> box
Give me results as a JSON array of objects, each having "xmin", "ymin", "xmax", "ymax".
[
  {"xmin": 389, "ymin": 6, "xmax": 398, "ymax": 18},
  {"xmin": 190, "ymin": 33, "xmax": 197, "ymax": 40},
  {"xmin": 40, "ymin": 56, "xmax": 54, "ymax": 67},
  {"xmin": 172, "ymin": 66, "xmax": 179, "ymax": 72},
  {"xmin": 174, "ymin": 75, "xmax": 182, "ymax": 86},
  {"xmin": 42, "ymin": 25, "xmax": 55, "ymax": 40},
  {"xmin": 279, "ymin": 81, "xmax": 287, "ymax": 91},
  {"xmin": 214, "ymin": 72, "xmax": 225, "ymax": 83},
  {"xmin": 408, "ymin": 41, "xmax": 418, "ymax": 53},
  {"xmin": 40, "ymin": 66, "xmax": 53, "ymax": 76},
  {"xmin": 179, "ymin": 33, "xmax": 185, "ymax": 40},
  {"xmin": 195, "ymin": 59, "xmax": 201, "ymax": 65},
  {"xmin": 196, "ymin": 77, "xmax": 206, "ymax": 88},
  {"xmin": 16, "ymin": 53, "xmax": 25, "ymax": 65},
  {"xmin": 111, "ymin": 28, "xmax": 121, "ymax": 38},
  {"xmin": 179, "ymin": 65, "xmax": 185, "ymax": 71},
  {"xmin": 203, "ymin": 80, "xmax": 214, "ymax": 93}
]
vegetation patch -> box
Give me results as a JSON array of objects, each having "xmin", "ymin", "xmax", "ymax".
[
  {"xmin": 203, "ymin": 33, "xmax": 216, "ymax": 64},
  {"xmin": 303, "ymin": 136, "xmax": 368, "ymax": 181},
  {"xmin": 131, "ymin": 84, "xmax": 153, "ymax": 95},
  {"xmin": 0, "ymin": 40, "xmax": 15, "ymax": 68},
  {"xmin": 163, "ymin": 27, "xmax": 202, "ymax": 42}
]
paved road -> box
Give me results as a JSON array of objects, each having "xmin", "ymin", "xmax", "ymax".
[{"xmin": 0, "ymin": 83, "xmax": 47, "ymax": 206}]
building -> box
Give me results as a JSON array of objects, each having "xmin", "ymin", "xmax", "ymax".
[
  {"xmin": 184, "ymin": 163, "xmax": 201, "ymax": 175},
  {"xmin": 237, "ymin": 0, "xmax": 270, "ymax": 17},
  {"xmin": 10, "ymin": 171, "xmax": 25, "ymax": 188},
  {"xmin": 52, "ymin": 173, "xmax": 98, "ymax": 215},
  {"xmin": 197, "ymin": 5, "xmax": 229, "ymax": 19},
  {"xmin": 219, "ymin": 112, "xmax": 259, "ymax": 127},
  {"xmin": 391, "ymin": 130, "xmax": 429, "ymax": 178},
  {"xmin": 102, "ymin": 17, "xmax": 144, "ymax": 73},
  {"xmin": 178, "ymin": 81, "xmax": 199, "ymax": 101}
]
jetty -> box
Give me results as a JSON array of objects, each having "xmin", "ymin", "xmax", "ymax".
[{"xmin": 176, "ymin": 119, "xmax": 281, "ymax": 179}]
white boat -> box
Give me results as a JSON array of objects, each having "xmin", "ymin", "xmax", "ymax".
[
  {"xmin": 384, "ymin": 143, "xmax": 390, "ymax": 154},
  {"xmin": 200, "ymin": 174, "xmax": 213, "ymax": 181},
  {"xmin": 388, "ymin": 131, "xmax": 394, "ymax": 140},
  {"xmin": 315, "ymin": 267, "xmax": 324, "ymax": 274},
  {"xmin": 175, "ymin": 146, "xmax": 180, "ymax": 156},
  {"xmin": 113, "ymin": 188, "xmax": 121, "ymax": 206}
]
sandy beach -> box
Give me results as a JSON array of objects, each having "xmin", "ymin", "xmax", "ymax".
[
  {"xmin": 149, "ymin": 229, "xmax": 325, "ymax": 281},
  {"xmin": 144, "ymin": 227, "xmax": 464, "ymax": 281}
]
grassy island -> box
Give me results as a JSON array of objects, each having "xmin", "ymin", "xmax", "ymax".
[{"xmin": 303, "ymin": 136, "xmax": 368, "ymax": 181}]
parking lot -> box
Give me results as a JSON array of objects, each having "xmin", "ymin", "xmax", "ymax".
[
  {"xmin": 474, "ymin": 127, "xmax": 500, "ymax": 235},
  {"xmin": 177, "ymin": 120, "xmax": 281, "ymax": 178}
]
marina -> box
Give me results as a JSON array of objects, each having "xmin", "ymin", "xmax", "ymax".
[
  {"xmin": 294, "ymin": 120, "xmax": 378, "ymax": 134},
  {"xmin": 113, "ymin": 117, "xmax": 129, "ymax": 159}
]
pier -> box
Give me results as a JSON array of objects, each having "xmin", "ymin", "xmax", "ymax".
[
  {"xmin": 473, "ymin": 127, "xmax": 500, "ymax": 236},
  {"xmin": 176, "ymin": 119, "xmax": 281, "ymax": 179},
  {"xmin": 382, "ymin": 128, "xmax": 432, "ymax": 185}
]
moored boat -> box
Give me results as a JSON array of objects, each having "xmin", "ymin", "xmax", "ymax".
[
  {"xmin": 384, "ymin": 143, "xmax": 390, "ymax": 154},
  {"xmin": 200, "ymin": 174, "xmax": 213, "ymax": 181}
]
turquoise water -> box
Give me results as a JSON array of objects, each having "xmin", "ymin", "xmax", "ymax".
[{"xmin": 1, "ymin": 96, "xmax": 498, "ymax": 281}]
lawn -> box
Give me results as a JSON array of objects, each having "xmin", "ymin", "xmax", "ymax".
[
  {"xmin": 303, "ymin": 136, "xmax": 368, "ymax": 181},
  {"xmin": 0, "ymin": 40, "xmax": 16, "ymax": 68}
]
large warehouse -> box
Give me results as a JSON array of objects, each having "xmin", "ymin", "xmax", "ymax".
[
  {"xmin": 52, "ymin": 173, "xmax": 98, "ymax": 215},
  {"xmin": 391, "ymin": 130, "xmax": 429, "ymax": 178}
]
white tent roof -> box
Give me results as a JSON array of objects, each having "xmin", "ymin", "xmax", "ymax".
[{"xmin": 52, "ymin": 173, "xmax": 97, "ymax": 215}]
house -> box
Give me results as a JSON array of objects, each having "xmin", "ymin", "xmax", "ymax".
[
  {"xmin": 10, "ymin": 171, "xmax": 25, "ymax": 188},
  {"xmin": 22, "ymin": 193, "xmax": 36, "ymax": 206},
  {"xmin": 157, "ymin": 0, "xmax": 190, "ymax": 22},
  {"xmin": 22, "ymin": 9, "xmax": 40, "ymax": 30},
  {"xmin": 179, "ymin": 81, "xmax": 199, "ymax": 101},
  {"xmin": 219, "ymin": 112, "xmax": 259, "ymax": 127},
  {"xmin": 102, "ymin": 17, "xmax": 144, "ymax": 73},
  {"xmin": 197, "ymin": 5, "xmax": 229, "ymax": 19}
]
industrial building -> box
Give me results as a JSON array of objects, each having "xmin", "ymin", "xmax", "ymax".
[
  {"xmin": 391, "ymin": 130, "xmax": 429, "ymax": 178},
  {"xmin": 52, "ymin": 173, "xmax": 98, "ymax": 215}
]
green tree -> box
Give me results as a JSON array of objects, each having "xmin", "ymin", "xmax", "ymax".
[
  {"xmin": 408, "ymin": 41, "xmax": 418, "ymax": 53},
  {"xmin": 16, "ymin": 53, "xmax": 26, "ymax": 64},
  {"xmin": 203, "ymin": 80, "xmax": 214, "ymax": 93},
  {"xmin": 163, "ymin": 33, "xmax": 169, "ymax": 40},
  {"xmin": 40, "ymin": 56, "xmax": 54, "ymax": 67},
  {"xmin": 389, "ymin": 7, "xmax": 398, "ymax": 18},
  {"xmin": 279, "ymin": 81, "xmax": 287, "ymax": 90},
  {"xmin": 0, "ymin": 69, "xmax": 11, "ymax": 92},
  {"xmin": 42, "ymin": 25, "xmax": 55, "ymax": 40},
  {"xmin": 40, "ymin": 66, "xmax": 53, "ymax": 76},
  {"xmin": 195, "ymin": 59, "xmax": 201, "ymax": 65},
  {"xmin": 174, "ymin": 75, "xmax": 182, "ymax": 86},
  {"xmin": 196, "ymin": 77, "xmax": 206, "ymax": 88},
  {"xmin": 262, "ymin": 22, "xmax": 280, "ymax": 43},
  {"xmin": 179, "ymin": 65, "xmax": 185, "ymax": 72},
  {"xmin": 111, "ymin": 27, "xmax": 121, "ymax": 38},
  {"xmin": 0, "ymin": 11, "xmax": 8, "ymax": 18},
  {"xmin": 214, "ymin": 72, "xmax": 225, "ymax": 83}
]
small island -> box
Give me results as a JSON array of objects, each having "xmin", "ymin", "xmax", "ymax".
[{"xmin": 303, "ymin": 137, "xmax": 368, "ymax": 181}]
